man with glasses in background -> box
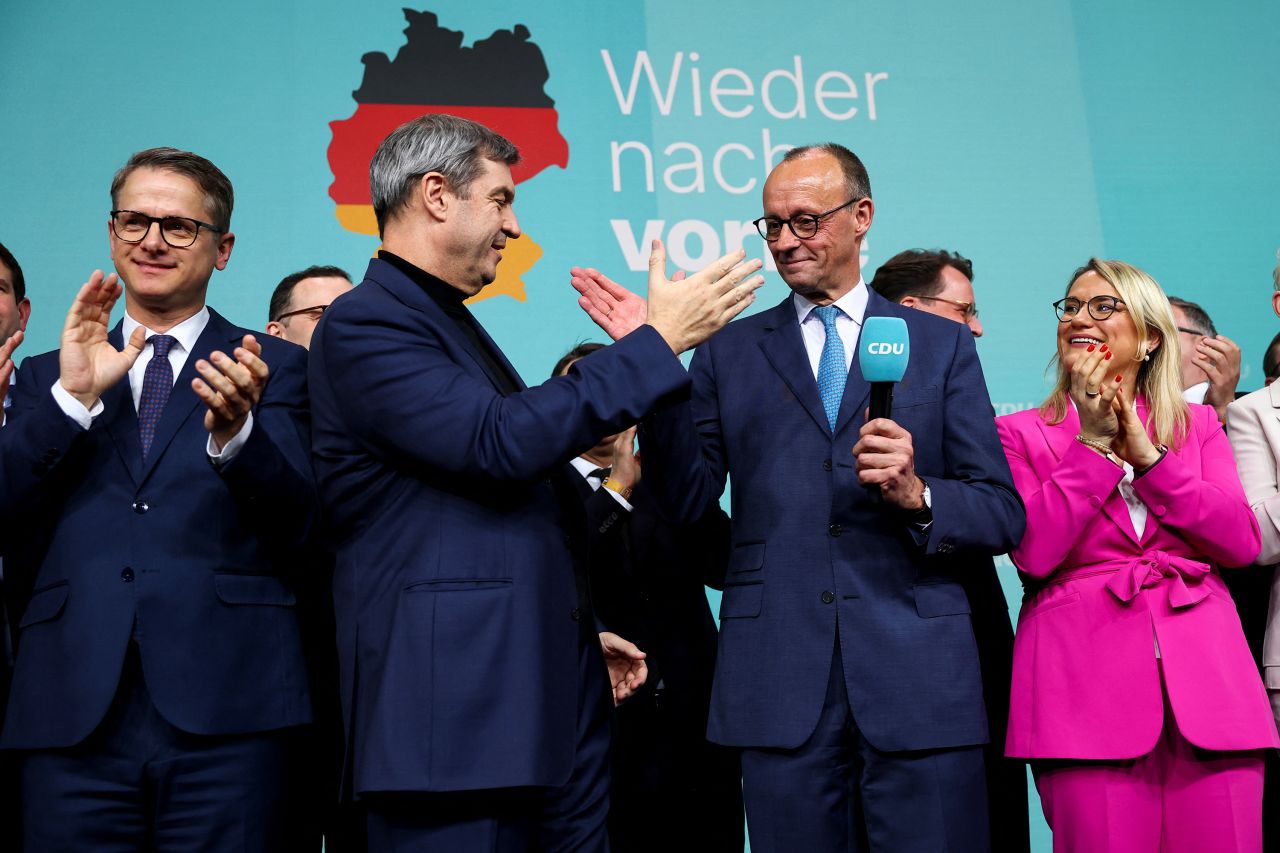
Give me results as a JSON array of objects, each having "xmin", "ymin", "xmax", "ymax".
[
  {"xmin": 573, "ymin": 143, "xmax": 1024, "ymax": 851},
  {"xmin": 1168, "ymin": 296, "xmax": 1240, "ymax": 425},
  {"xmin": 870, "ymin": 248, "xmax": 983, "ymax": 338},
  {"xmin": 0, "ymin": 148, "xmax": 315, "ymax": 851},
  {"xmin": 266, "ymin": 265, "xmax": 354, "ymax": 350}
]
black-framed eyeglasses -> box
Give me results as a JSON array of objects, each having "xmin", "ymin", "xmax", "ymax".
[
  {"xmin": 274, "ymin": 304, "xmax": 330, "ymax": 322},
  {"xmin": 1053, "ymin": 295, "xmax": 1126, "ymax": 322},
  {"xmin": 917, "ymin": 295, "xmax": 978, "ymax": 321},
  {"xmin": 1176, "ymin": 326, "xmax": 1209, "ymax": 337},
  {"xmin": 110, "ymin": 209, "xmax": 225, "ymax": 249},
  {"xmin": 753, "ymin": 198, "xmax": 858, "ymax": 242}
]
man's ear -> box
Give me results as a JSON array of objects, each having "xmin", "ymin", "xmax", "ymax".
[
  {"xmin": 899, "ymin": 296, "xmax": 919, "ymax": 309},
  {"xmin": 418, "ymin": 172, "xmax": 451, "ymax": 222},
  {"xmin": 17, "ymin": 297, "xmax": 30, "ymax": 332},
  {"xmin": 265, "ymin": 320, "xmax": 286, "ymax": 339},
  {"xmin": 1272, "ymin": 290, "xmax": 1280, "ymax": 320}
]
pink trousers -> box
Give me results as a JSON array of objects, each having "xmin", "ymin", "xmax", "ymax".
[{"xmin": 1033, "ymin": 684, "xmax": 1264, "ymax": 852}]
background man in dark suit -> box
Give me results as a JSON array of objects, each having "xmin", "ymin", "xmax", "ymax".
[
  {"xmin": 308, "ymin": 114, "xmax": 762, "ymax": 851},
  {"xmin": 553, "ymin": 343, "xmax": 744, "ymax": 853},
  {"xmin": 574, "ymin": 144, "xmax": 1025, "ymax": 851},
  {"xmin": 0, "ymin": 239, "xmax": 30, "ymax": 852},
  {"xmin": 265, "ymin": 262, "xmax": 365, "ymax": 853},
  {"xmin": 870, "ymin": 248, "xmax": 1028, "ymax": 853},
  {"xmin": 0, "ymin": 148, "xmax": 316, "ymax": 851}
]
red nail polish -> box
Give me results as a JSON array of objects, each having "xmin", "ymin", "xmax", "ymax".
[
  {"xmin": 1104, "ymin": 352, "xmax": 1112, "ymax": 360},
  {"xmin": 1115, "ymin": 375, "xmax": 1122, "ymax": 382},
  {"xmin": 1087, "ymin": 345, "xmax": 1096, "ymax": 352},
  {"xmin": 1100, "ymin": 344, "xmax": 1108, "ymax": 352}
]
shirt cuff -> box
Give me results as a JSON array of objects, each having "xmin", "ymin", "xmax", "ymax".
[
  {"xmin": 603, "ymin": 485, "xmax": 634, "ymax": 512},
  {"xmin": 207, "ymin": 411, "xmax": 254, "ymax": 464},
  {"xmin": 51, "ymin": 381, "xmax": 102, "ymax": 429}
]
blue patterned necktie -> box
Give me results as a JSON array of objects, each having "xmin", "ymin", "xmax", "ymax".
[
  {"xmin": 138, "ymin": 335, "xmax": 176, "ymax": 460},
  {"xmin": 813, "ymin": 305, "xmax": 847, "ymax": 432}
]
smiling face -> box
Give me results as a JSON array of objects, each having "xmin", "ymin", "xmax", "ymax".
[
  {"xmin": 109, "ymin": 167, "xmax": 234, "ymax": 326},
  {"xmin": 440, "ymin": 158, "xmax": 521, "ymax": 296},
  {"xmin": 1057, "ymin": 270, "xmax": 1153, "ymax": 382},
  {"xmin": 761, "ymin": 152, "xmax": 872, "ymax": 304}
]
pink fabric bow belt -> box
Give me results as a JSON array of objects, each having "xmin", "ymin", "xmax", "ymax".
[{"xmin": 1105, "ymin": 549, "xmax": 1212, "ymax": 608}]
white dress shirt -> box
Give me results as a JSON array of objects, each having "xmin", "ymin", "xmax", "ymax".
[
  {"xmin": 792, "ymin": 280, "xmax": 868, "ymax": 378},
  {"xmin": 49, "ymin": 307, "xmax": 252, "ymax": 461},
  {"xmin": 1183, "ymin": 381, "xmax": 1209, "ymax": 405},
  {"xmin": 569, "ymin": 454, "xmax": 633, "ymax": 511}
]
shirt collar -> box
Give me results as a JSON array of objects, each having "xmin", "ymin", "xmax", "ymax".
[
  {"xmin": 379, "ymin": 250, "xmax": 469, "ymax": 309},
  {"xmin": 123, "ymin": 306, "xmax": 210, "ymax": 355},
  {"xmin": 569, "ymin": 456, "xmax": 604, "ymax": 479},
  {"xmin": 792, "ymin": 279, "xmax": 868, "ymax": 327}
]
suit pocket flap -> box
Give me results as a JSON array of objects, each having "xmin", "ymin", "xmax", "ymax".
[
  {"xmin": 214, "ymin": 574, "xmax": 297, "ymax": 606},
  {"xmin": 729, "ymin": 542, "xmax": 766, "ymax": 574},
  {"xmin": 20, "ymin": 582, "xmax": 69, "ymax": 628},
  {"xmin": 719, "ymin": 581, "xmax": 763, "ymax": 619},
  {"xmin": 894, "ymin": 386, "xmax": 938, "ymax": 409},
  {"xmin": 1266, "ymin": 666, "xmax": 1280, "ymax": 691},
  {"xmin": 914, "ymin": 582, "xmax": 970, "ymax": 618},
  {"xmin": 404, "ymin": 578, "xmax": 513, "ymax": 592}
]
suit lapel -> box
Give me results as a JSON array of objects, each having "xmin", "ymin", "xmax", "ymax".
[
  {"xmin": 756, "ymin": 298, "xmax": 830, "ymax": 436},
  {"xmin": 101, "ymin": 323, "xmax": 144, "ymax": 484},
  {"xmin": 1038, "ymin": 405, "xmax": 1140, "ymax": 546},
  {"xmin": 137, "ymin": 310, "xmax": 239, "ymax": 484},
  {"xmin": 371, "ymin": 259, "xmax": 521, "ymax": 395}
]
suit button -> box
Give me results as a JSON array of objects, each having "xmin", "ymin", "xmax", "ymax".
[
  {"xmin": 570, "ymin": 608, "xmax": 581, "ymax": 621},
  {"xmin": 1088, "ymin": 495, "xmax": 1101, "ymax": 508},
  {"xmin": 822, "ymin": 459, "xmax": 832, "ymax": 471},
  {"xmin": 133, "ymin": 500, "xmax": 150, "ymax": 514},
  {"xmin": 120, "ymin": 567, "xmax": 135, "ymax": 583},
  {"xmin": 938, "ymin": 543, "xmax": 955, "ymax": 554},
  {"xmin": 820, "ymin": 590, "xmax": 835, "ymax": 604},
  {"xmin": 828, "ymin": 523, "xmax": 842, "ymax": 537}
]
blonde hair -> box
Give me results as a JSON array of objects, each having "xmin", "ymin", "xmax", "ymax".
[{"xmin": 1040, "ymin": 258, "xmax": 1189, "ymax": 448}]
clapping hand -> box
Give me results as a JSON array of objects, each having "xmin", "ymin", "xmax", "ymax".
[{"xmin": 193, "ymin": 335, "xmax": 269, "ymax": 451}]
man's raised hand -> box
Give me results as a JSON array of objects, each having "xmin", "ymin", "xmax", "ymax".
[
  {"xmin": 59, "ymin": 270, "xmax": 146, "ymax": 409},
  {"xmin": 193, "ymin": 334, "xmax": 269, "ymax": 451}
]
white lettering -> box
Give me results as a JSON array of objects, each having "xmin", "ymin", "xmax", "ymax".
[
  {"xmin": 762, "ymin": 56, "xmax": 805, "ymax": 120},
  {"xmin": 866, "ymin": 343, "xmax": 905, "ymax": 355},
  {"xmin": 611, "ymin": 140, "xmax": 654, "ymax": 192},
  {"xmin": 814, "ymin": 71, "xmax": 858, "ymax": 120},
  {"xmin": 610, "ymin": 219, "xmax": 666, "ymax": 271},
  {"xmin": 662, "ymin": 143, "xmax": 705, "ymax": 193},
  {"xmin": 667, "ymin": 220, "xmax": 721, "ymax": 270},
  {"xmin": 864, "ymin": 71, "xmax": 888, "ymax": 120},
  {"xmin": 601, "ymin": 50, "xmax": 683, "ymax": 116},
  {"xmin": 712, "ymin": 143, "xmax": 757, "ymax": 194},
  {"xmin": 709, "ymin": 68, "xmax": 754, "ymax": 118}
]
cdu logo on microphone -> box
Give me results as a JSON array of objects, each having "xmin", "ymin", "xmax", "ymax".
[{"xmin": 860, "ymin": 316, "xmax": 910, "ymax": 383}]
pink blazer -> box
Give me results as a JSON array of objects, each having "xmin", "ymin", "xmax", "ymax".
[{"xmin": 996, "ymin": 402, "xmax": 1277, "ymax": 759}]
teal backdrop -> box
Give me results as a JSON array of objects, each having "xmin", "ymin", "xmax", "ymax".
[{"xmin": 3, "ymin": 2, "xmax": 1278, "ymax": 849}]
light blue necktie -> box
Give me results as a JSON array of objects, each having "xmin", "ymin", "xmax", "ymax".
[{"xmin": 813, "ymin": 305, "xmax": 846, "ymax": 432}]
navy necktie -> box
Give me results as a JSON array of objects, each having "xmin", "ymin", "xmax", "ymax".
[
  {"xmin": 813, "ymin": 306, "xmax": 847, "ymax": 432},
  {"xmin": 139, "ymin": 335, "xmax": 176, "ymax": 460}
]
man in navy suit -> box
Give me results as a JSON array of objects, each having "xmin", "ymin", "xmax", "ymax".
[
  {"xmin": 574, "ymin": 144, "xmax": 1026, "ymax": 851},
  {"xmin": 307, "ymin": 114, "xmax": 763, "ymax": 851},
  {"xmin": 0, "ymin": 148, "xmax": 316, "ymax": 851}
]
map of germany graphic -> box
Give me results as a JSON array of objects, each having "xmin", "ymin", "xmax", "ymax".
[{"xmin": 328, "ymin": 10, "xmax": 569, "ymax": 303}]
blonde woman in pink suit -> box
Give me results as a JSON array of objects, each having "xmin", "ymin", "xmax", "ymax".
[{"xmin": 996, "ymin": 258, "xmax": 1277, "ymax": 852}]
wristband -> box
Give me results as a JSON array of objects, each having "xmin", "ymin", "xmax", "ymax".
[{"xmin": 602, "ymin": 477, "xmax": 633, "ymax": 500}]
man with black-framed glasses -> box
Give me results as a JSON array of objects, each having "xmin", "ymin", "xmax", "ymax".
[
  {"xmin": 574, "ymin": 143, "xmax": 1023, "ymax": 852},
  {"xmin": 267, "ymin": 265, "xmax": 354, "ymax": 350},
  {"xmin": 1168, "ymin": 296, "xmax": 1240, "ymax": 426},
  {"xmin": 870, "ymin": 248, "xmax": 984, "ymax": 338},
  {"xmin": 0, "ymin": 147, "xmax": 316, "ymax": 851}
]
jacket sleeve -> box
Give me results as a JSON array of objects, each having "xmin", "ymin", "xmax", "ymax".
[
  {"xmin": 997, "ymin": 414, "xmax": 1126, "ymax": 579},
  {"xmin": 919, "ymin": 325, "xmax": 1026, "ymax": 557},
  {"xmin": 311, "ymin": 301, "xmax": 689, "ymax": 485},
  {"xmin": 1227, "ymin": 394, "xmax": 1280, "ymax": 565},
  {"xmin": 1132, "ymin": 404, "xmax": 1261, "ymax": 569}
]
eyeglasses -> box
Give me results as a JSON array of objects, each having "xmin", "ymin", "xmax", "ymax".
[
  {"xmin": 916, "ymin": 295, "xmax": 978, "ymax": 321},
  {"xmin": 274, "ymin": 304, "xmax": 330, "ymax": 322},
  {"xmin": 753, "ymin": 199, "xmax": 858, "ymax": 242},
  {"xmin": 1176, "ymin": 326, "xmax": 1209, "ymax": 337},
  {"xmin": 110, "ymin": 209, "xmax": 225, "ymax": 249},
  {"xmin": 1053, "ymin": 295, "xmax": 1126, "ymax": 322}
]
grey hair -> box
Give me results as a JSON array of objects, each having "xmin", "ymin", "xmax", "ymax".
[{"xmin": 370, "ymin": 113, "xmax": 520, "ymax": 235}]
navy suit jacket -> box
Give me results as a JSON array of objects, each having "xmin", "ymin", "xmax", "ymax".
[
  {"xmin": 643, "ymin": 289, "xmax": 1025, "ymax": 751},
  {"xmin": 0, "ymin": 309, "xmax": 315, "ymax": 748},
  {"xmin": 308, "ymin": 258, "xmax": 690, "ymax": 795}
]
